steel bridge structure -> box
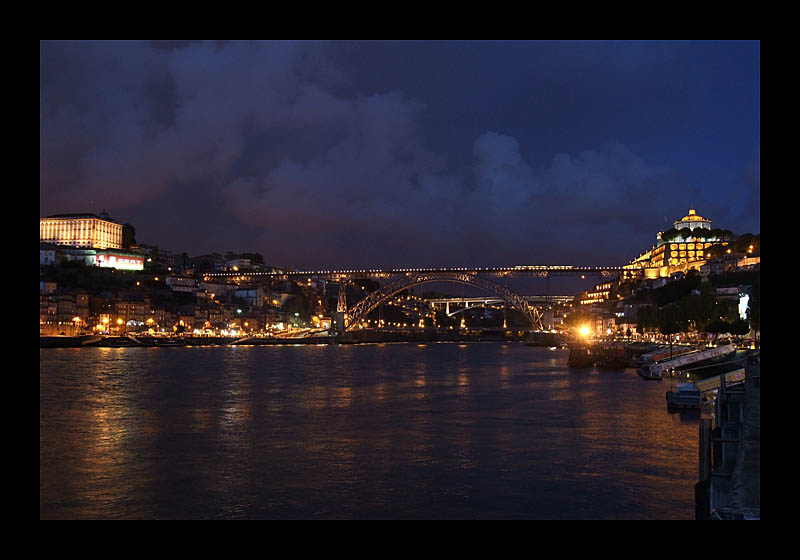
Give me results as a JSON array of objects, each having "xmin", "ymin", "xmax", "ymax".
[
  {"xmin": 427, "ymin": 295, "xmax": 575, "ymax": 317},
  {"xmin": 206, "ymin": 264, "xmax": 624, "ymax": 333},
  {"xmin": 208, "ymin": 264, "xmax": 624, "ymax": 282},
  {"xmin": 344, "ymin": 271, "xmax": 548, "ymax": 330}
]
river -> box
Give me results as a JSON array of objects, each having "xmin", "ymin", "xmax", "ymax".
[{"xmin": 40, "ymin": 343, "xmax": 700, "ymax": 519}]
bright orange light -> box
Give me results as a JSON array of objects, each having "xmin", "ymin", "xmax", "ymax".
[{"xmin": 579, "ymin": 325, "xmax": 591, "ymax": 338}]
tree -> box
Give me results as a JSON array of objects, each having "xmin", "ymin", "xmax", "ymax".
[
  {"xmin": 636, "ymin": 305, "xmax": 658, "ymax": 333},
  {"xmin": 733, "ymin": 233, "xmax": 759, "ymax": 253},
  {"xmin": 676, "ymin": 288, "xmax": 717, "ymax": 340},
  {"xmin": 730, "ymin": 318, "xmax": 751, "ymax": 337},
  {"xmin": 660, "ymin": 228, "xmax": 680, "ymax": 242},
  {"xmin": 122, "ymin": 223, "xmax": 137, "ymax": 248},
  {"xmin": 658, "ymin": 308, "xmax": 683, "ymax": 358},
  {"xmin": 706, "ymin": 319, "xmax": 728, "ymax": 344},
  {"xmin": 705, "ymin": 244, "xmax": 728, "ymax": 259}
]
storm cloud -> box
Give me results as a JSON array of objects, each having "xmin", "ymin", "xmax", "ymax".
[{"xmin": 40, "ymin": 40, "xmax": 760, "ymax": 268}]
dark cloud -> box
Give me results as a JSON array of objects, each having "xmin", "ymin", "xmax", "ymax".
[{"xmin": 40, "ymin": 40, "xmax": 760, "ymax": 268}]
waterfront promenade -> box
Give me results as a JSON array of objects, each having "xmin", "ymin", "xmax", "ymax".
[{"xmin": 723, "ymin": 360, "xmax": 760, "ymax": 518}]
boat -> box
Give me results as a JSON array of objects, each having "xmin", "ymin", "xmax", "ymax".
[
  {"xmin": 682, "ymin": 350, "xmax": 752, "ymax": 380},
  {"xmin": 154, "ymin": 338, "xmax": 186, "ymax": 347},
  {"xmin": 40, "ymin": 336, "xmax": 82, "ymax": 348},
  {"xmin": 637, "ymin": 344, "xmax": 736, "ymax": 380},
  {"xmin": 525, "ymin": 331, "xmax": 565, "ymax": 347},
  {"xmin": 666, "ymin": 382, "xmax": 702, "ymax": 410},
  {"xmin": 694, "ymin": 368, "xmax": 746, "ymax": 393},
  {"xmin": 103, "ymin": 336, "xmax": 140, "ymax": 347},
  {"xmin": 596, "ymin": 343, "xmax": 627, "ymax": 370},
  {"xmin": 568, "ymin": 345, "xmax": 595, "ymax": 368},
  {"xmin": 632, "ymin": 344, "xmax": 697, "ymax": 367}
]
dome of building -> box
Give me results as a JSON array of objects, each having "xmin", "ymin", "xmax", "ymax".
[
  {"xmin": 681, "ymin": 208, "xmax": 706, "ymax": 222},
  {"xmin": 674, "ymin": 207, "xmax": 711, "ymax": 230}
]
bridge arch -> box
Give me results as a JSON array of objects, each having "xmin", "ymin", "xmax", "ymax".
[
  {"xmin": 345, "ymin": 271, "xmax": 544, "ymax": 331},
  {"xmin": 443, "ymin": 300, "xmax": 502, "ymax": 318}
]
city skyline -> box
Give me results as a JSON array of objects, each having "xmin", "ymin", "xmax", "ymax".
[{"xmin": 40, "ymin": 40, "xmax": 760, "ymax": 269}]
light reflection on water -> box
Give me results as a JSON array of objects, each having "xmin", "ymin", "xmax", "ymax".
[{"xmin": 41, "ymin": 343, "xmax": 700, "ymax": 519}]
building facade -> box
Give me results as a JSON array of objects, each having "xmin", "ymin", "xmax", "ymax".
[
  {"xmin": 40, "ymin": 212, "xmax": 123, "ymax": 249},
  {"xmin": 625, "ymin": 207, "xmax": 728, "ymax": 278},
  {"xmin": 673, "ymin": 207, "xmax": 711, "ymax": 232}
]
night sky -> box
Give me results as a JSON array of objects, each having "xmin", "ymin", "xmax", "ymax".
[{"xmin": 40, "ymin": 40, "xmax": 760, "ymax": 269}]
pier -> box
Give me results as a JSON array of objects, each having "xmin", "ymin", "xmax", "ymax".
[{"xmin": 696, "ymin": 354, "xmax": 760, "ymax": 520}]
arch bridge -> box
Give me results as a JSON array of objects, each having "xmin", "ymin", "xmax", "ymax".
[{"xmin": 343, "ymin": 271, "xmax": 545, "ymax": 331}]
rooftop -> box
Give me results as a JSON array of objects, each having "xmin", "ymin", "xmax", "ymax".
[
  {"xmin": 678, "ymin": 208, "xmax": 709, "ymax": 222},
  {"xmin": 42, "ymin": 211, "xmax": 118, "ymax": 223}
]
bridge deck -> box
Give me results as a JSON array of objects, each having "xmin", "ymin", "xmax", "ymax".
[{"xmin": 206, "ymin": 265, "xmax": 623, "ymax": 279}]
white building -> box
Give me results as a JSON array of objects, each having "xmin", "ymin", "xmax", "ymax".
[
  {"xmin": 234, "ymin": 287, "xmax": 265, "ymax": 308},
  {"xmin": 166, "ymin": 276, "xmax": 198, "ymax": 293},
  {"xmin": 40, "ymin": 211, "xmax": 123, "ymax": 249},
  {"xmin": 673, "ymin": 208, "xmax": 712, "ymax": 232}
]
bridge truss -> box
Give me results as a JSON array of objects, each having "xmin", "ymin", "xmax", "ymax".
[{"xmin": 344, "ymin": 271, "xmax": 545, "ymax": 331}]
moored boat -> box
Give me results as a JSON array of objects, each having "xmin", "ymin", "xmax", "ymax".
[
  {"xmin": 637, "ymin": 344, "xmax": 736, "ymax": 381},
  {"xmin": 568, "ymin": 345, "xmax": 595, "ymax": 368},
  {"xmin": 596, "ymin": 343, "xmax": 627, "ymax": 370},
  {"xmin": 154, "ymin": 338, "xmax": 186, "ymax": 347},
  {"xmin": 666, "ymin": 382, "xmax": 702, "ymax": 410}
]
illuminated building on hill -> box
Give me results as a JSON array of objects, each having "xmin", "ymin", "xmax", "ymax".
[
  {"xmin": 624, "ymin": 207, "xmax": 728, "ymax": 279},
  {"xmin": 674, "ymin": 207, "xmax": 711, "ymax": 232},
  {"xmin": 39, "ymin": 211, "xmax": 122, "ymax": 249}
]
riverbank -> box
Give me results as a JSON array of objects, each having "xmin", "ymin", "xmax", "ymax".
[
  {"xmin": 566, "ymin": 340, "xmax": 756, "ymax": 374},
  {"xmin": 41, "ymin": 329, "xmax": 566, "ymax": 348}
]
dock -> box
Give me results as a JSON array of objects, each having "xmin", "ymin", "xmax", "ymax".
[{"xmin": 695, "ymin": 354, "xmax": 760, "ymax": 520}]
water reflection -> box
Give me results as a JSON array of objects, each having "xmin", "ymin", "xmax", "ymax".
[{"xmin": 41, "ymin": 345, "xmax": 700, "ymax": 519}]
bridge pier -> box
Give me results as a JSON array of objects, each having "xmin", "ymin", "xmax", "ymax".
[{"xmin": 335, "ymin": 283, "xmax": 348, "ymax": 336}]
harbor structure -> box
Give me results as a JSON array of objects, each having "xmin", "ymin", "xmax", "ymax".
[{"xmin": 696, "ymin": 356, "xmax": 760, "ymax": 520}]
